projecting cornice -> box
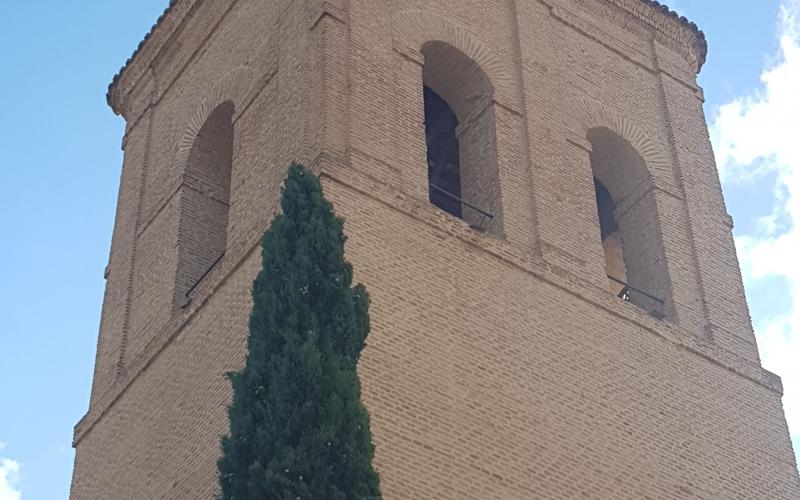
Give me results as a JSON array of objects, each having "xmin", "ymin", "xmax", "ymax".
[
  {"xmin": 106, "ymin": 0, "xmax": 707, "ymax": 115},
  {"xmin": 107, "ymin": 0, "xmax": 193, "ymax": 115},
  {"xmin": 615, "ymin": 0, "xmax": 707, "ymax": 72}
]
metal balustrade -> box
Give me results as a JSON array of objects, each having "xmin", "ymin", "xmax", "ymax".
[{"xmin": 429, "ymin": 183, "xmax": 494, "ymax": 231}]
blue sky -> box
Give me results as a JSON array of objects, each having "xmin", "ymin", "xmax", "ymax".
[{"xmin": 0, "ymin": 1, "xmax": 798, "ymax": 498}]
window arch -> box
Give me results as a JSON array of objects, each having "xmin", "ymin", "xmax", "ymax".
[
  {"xmin": 421, "ymin": 41, "xmax": 503, "ymax": 236},
  {"xmin": 588, "ymin": 127, "xmax": 667, "ymax": 318},
  {"xmin": 174, "ymin": 101, "xmax": 234, "ymax": 306}
]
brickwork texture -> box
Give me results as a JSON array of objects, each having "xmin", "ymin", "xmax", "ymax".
[{"xmin": 71, "ymin": 0, "xmax": 800, "ymax": 498}]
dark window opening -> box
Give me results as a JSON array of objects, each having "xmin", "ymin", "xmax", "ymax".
[
  {"xmin": 419, "ymin": 41, "xmax": 502, "ymax": 236},
  {"xmin": 424, "ymin": 85, "xmax": 462, "ymax": 219},
  {"xmin": 594, "ymin": 177, "xmax": 627, "ymax": 299},
  {"xmin": 175, "ymin": 101, "xmax": 234, "ymax": 307},
  {"xmin": 589, "ymin": 128, "xmax": 667, "ymax": 319},
  {"xmin": 594, "ymin": 178, "xmax": 619, "ymax": 241}
]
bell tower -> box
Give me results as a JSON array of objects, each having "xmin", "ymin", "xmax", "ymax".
[{"xmin": 71, "ymin": 0, "xmax": 800, "ymax": 498}]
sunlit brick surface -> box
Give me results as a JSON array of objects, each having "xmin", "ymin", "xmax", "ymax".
[{"xmin": 71, "ymin": 0, "xmax": 800, "ymax": 498}]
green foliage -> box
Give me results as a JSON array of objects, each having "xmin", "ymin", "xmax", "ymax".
[{"xmin": 217, "ymin": 164, "xmax": 381, "ymax": 499}]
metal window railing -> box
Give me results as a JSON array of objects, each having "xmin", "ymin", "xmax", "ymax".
[
  {"xmin": 182, "ymin": 184, "xmax": 493, "ymax": 306},
  {"xmin": 429, "ymin": 183, "xmax": 494, "ymax": 223},
  {"xmin": 184, "ymin": 252, "xmax": 226, "ymax": 301},
  {"xmin": 607, "ymin": 275, "xmax": 664, "ymax": 305}
]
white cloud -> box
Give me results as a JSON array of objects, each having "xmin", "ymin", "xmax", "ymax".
[
  {"xmin": 0, "ymin": 444, "xmax": 21, "ymax": 500},
  {"xmin": 711, "ymin": 0, "xmax": 800, "ymax": 460}
]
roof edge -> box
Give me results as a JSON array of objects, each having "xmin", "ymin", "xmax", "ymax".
[
  {"xmin": 107, "ymin": 0, "xmax": 186, "ymax": 115},
  {"xmin": 638, "ymin": 0, "xmax": 707, "ymax": 72},
  {"xmin": 106, "ymin": 0, "xmax": 707, "ymax": 114}
]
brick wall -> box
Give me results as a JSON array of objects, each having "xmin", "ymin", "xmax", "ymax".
[{"xmin": 71, "ymin": 0, "xmax": 800, "ymax": 498}]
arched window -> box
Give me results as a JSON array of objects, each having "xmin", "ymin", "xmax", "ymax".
[
  {"xmin": 174, "ymin": 101, "xmax": 234, "ymax": 306},
  {"xmin": 424, "ymin": 86, "xmax": 462, "ymax": 219},
  {"xmin": 594, "ymin": 177, "xmax": 627, "ymax": 296},
  {"xmin": 588, "ymin": 128, "xmax": 667, "ymax": 318},
  {"xmin": 421, "ymin": 42, "xmax": 503, "ymax": 236}
]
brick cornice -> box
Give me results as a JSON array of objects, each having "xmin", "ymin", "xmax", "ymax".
[
  {"xmin": 107, "ymin": 0, "xmax": 707, "ymax": 115},
  {"xmin": 614, "ymin": 0, "xmax": 707, "ymax": 73},
  {"xmin": 107, "ymin": 0, "xmax": 198, "ymax": 116},
  {"xmin": 545, "ymin": 0, "xmax": 706, "ymax": 73}
]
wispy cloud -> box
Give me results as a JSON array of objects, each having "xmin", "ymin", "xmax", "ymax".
[
  {"xmin": 711, "ymin": 0, "xmax": 800, "ymax": 460},
  {"xmin": 0, "ymin": 444, "xmax": 21, "ymax": 500}
]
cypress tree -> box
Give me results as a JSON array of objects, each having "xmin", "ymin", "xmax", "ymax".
[{"xmin": 217, "ymin": 164, "xmax": 381, "ymax": 499}]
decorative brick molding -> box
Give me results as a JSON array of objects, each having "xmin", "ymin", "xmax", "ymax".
[
  {"xmin": 175, "ymin": 66, "xmax": 256, "ymax": 171},
  {"xmin": 108, "ymin": 0, "xmax": 198, "ymax": 114},
  {"xmin": 611, "ymin": 0, "xmax": 706, "ymax": 72},
  {"xmin": 565, "ymin": 97, "xmax": 671, "ymax": 179},
  {"xmin": 108, "ymin": 1, "xmax": 706, "ymax": 116},
  {"xmin": 391, "ymin": 9, "xmax": 521, "ymax": 115},
  {"xmin": 139, "ymin": 57, "xmax": 277, "ymax": 243}
]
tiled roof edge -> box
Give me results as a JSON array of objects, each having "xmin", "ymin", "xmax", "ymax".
[
  {"xmin": 106, "ymin": 0, "xmax": 180, "ymax": 112},
  {"xmin": 106, "ymin": 0, "xmax": 707, "ymax": 112},
  {"xmin": 639, "ymin": 0, "xmax": 708, "ymax": 72}
]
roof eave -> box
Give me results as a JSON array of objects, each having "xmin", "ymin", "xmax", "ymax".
[
  {"xmin": 639, "ymin": 0, "xmax": 707, "ymax": 73},
  {"xmin": 106, "ymin": 0, "xmax": 708, "ymax": 114}
]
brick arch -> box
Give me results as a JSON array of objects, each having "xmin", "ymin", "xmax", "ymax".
[
  {"xmin": 170, "ymin": 66, "xmax": 256, "ymax": 308},
  {"xmin": 569, "ymin": 97, "xmax": 676, "ymax": 318},
  {"xmin": 392, "ymin": 9, "xmax": 519, "ymax": 112},
  {"xmin": 565, "ymin": 98, "xmax": 671, "ymax": 180},
  {"xmin": 174, "ymin": 66, "xmax": 256, "ymax": 173}
]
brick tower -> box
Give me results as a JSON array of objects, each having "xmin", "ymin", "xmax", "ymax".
[{"xmin": 71, "ymin": 0, "xmax": 800, "ymax": 498}]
